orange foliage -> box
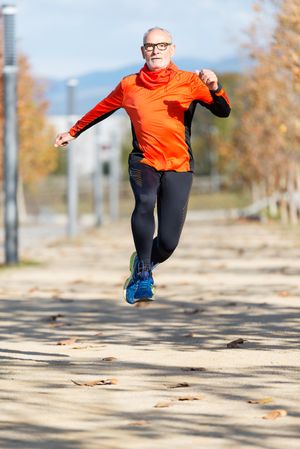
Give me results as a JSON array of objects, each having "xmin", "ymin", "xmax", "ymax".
[
  {"xmin": 223, "ymin": 0, "xmax": 300, "ymax": 196},
  {"xmin": 0, "ymin": 48, "xmax": 58, "ymax": 184},
  {"xmin": 16, "ymin": 54, "xmax": 58, "ymax": 184}
]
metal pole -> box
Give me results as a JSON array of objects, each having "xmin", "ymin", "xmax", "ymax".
[
  {"xmin": 93, "ymin": 125, "xmax": 103, "ymax": 226},
  {"xmin": 66, "ymin": 78, "xmax": 78, "ymax": 237},
  {"xmin": 109, "ymin": 132, "xmax": 120, "ymax": 220},
  {"xmin": 2, "ymin": 4, "xmax": 18, "ymax": 264}
]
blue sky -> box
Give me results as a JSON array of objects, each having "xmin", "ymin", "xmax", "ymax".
[{"xmin": 12, "ymin": 0, "xmax": 262, "ymax": 79}]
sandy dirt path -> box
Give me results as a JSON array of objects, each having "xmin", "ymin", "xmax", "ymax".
[{"xmin": 0, "ymin": 217, "xmax": 299, "ymax": 449}]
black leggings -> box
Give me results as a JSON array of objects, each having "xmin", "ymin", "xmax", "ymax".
[{"xmin": 129, "ymin": 158, "xmax": 193, "ymax": 267}]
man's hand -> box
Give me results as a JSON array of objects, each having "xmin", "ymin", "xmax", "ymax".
[
  {"xmin": 54, "ymin": 132, "xmax": 75, "ymax": 148},
  {"xmin": 196, "ymin": 69, "xmax": 218, "ymax": 91}
]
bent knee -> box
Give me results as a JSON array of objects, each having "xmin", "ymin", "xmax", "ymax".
[
  {"xmin": 158, "ymin": 237, "xmax": 179, "ymax": 256},
  {"xmin": 135, "ymin": 193, "xmax": 156, "ymax": 213}
]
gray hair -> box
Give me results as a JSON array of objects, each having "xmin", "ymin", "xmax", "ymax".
[{"xmin": 143, "ymin": 27, "xmax": 173, "ymax": 44}]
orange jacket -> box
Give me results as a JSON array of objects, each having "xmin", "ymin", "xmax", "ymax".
[{"xmin": 69, "ymin": 63, "xmax": 230, "ymax": 172}]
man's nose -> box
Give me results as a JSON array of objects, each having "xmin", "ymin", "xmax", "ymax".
[{"xmin": 152, "ymin": 45, "xmax": 160, "ymax": 54}]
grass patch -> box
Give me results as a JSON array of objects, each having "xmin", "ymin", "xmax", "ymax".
[
  {"xmin": 188, "ymin": 190, "xmax": 251, "ymax": 210},
  {"xmin": 0, "ymin": 258, "xmax": 42, "ymax": 271}
]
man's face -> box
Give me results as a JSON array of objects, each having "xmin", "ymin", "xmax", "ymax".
[{"xmin": 141, "ymin": 29, "xmax": 175, "ymax": 71}]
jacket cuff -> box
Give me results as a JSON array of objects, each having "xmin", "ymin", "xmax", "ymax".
[
  {"xmin": 69, "ymin": 128, "xmax": 77, "ymax": 137},
  {"xmin": 210, "ymin": 83, "xmax": 222, "ymax": 94}
]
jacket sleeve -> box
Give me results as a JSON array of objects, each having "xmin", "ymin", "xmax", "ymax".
[
  {"xmin": 69, "ymin": 81, "xmax": 124, "ymax": 137},
  {"xmin": 190, "ymin": 75, "xmax": 231, "ymax": 118}
]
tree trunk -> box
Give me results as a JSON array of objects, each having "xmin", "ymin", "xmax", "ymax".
[
  {"xmin": 279, "ymin": 174, "xmax": 289, "ymax": 224},
  {"xmin": 287, "ymin": 164, "xmax": 298, "ymax": 225},
  {"xmin": 268, "ymin": 195, "xmax": 278, "ymax": 217},
  {"xmin": 251, "ymin": 182, "xmax": 260, "ymax": 203}
]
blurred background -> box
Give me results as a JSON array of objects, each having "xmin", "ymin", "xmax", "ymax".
[{"xmin": 0, "ymin": 0, "xmax": 299, "ymax": 244}]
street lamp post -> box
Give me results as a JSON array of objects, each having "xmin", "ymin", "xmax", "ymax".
[
  {"xmin": 2, "ymin": 4, "xmax": 18, "ymax": 264},
  {"xmin": 109, "ymin": 132, "xmax": 120, "ymax": 220},
  {"xmin": 93, "ymin": 125, "xmax": 103, "ymax": 227},
  {"xmin": 66, "ymin": 78, "xmax": 78, "ymax": 237}
]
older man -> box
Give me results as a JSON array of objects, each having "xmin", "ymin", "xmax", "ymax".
[{"xmin": 55, "ymin": 27, "xmax": 231, "ymax": 304}]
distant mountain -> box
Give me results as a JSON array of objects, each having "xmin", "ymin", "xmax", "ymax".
[{"xmin": 46, "ymin": 56, "xmax": 249, "ymax": 115}]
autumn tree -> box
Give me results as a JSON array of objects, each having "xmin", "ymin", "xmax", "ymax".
[
  {"xmin": 16, "ymin": 55, "xmax": 58, "ymax": 184},
  {"xmin": 271, "ymin": 0, "xmax": 300, "ymax": 222},
  {"xmin": 0, "ymin": 50, "xmax": 58, "ymax": 186},
  {"xmin": 220, "ymin": 0, "xmax": 300, "ymax": 223}
]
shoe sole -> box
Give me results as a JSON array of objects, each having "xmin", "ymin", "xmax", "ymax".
[{"xmin": 123, "ymin": 252, "xmax": 137, "ymax": 302}]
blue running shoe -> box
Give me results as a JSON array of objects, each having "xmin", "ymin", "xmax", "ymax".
[
  {"xmin": 134, "ymin": 269, "xmax": 155, "ymax": 302},
  {"xmin": 123, "ymin": 252, "xmax": 155, "ymax": 304}
]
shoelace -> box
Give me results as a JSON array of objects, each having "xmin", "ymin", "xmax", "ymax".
[{"xmin": 137, "ymin": 260, "xmax": 152, "ymax": 274}]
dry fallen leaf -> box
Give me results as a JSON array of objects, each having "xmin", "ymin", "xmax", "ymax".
[
  {"xmin": 262, "ymin": 409, "xmax": 287, "ymax": 420},
  {"xmin": 72, "ymin": 345, "xmax": 94, "ymax": 350},
  {"xmin": 176, "ymin": 395, "xmax": 203, "ymax": 401},
  {"xmin": 154, "ymin": 402, "xmax": 172, "ymax": 408},
  {"xmin": 278, "ymin": 291, "xmax": 290, "ymax": 297},
  {"xmin": 168, "ymin": 382, "xmax": 190, "ymax": 389},
  {"xmin": 48, "ymin": 314, "xmax": 65, "ymax": 322},
  {"xmin": 57, "ymin": 337, "xmax": 78, "ymax": 346},
  {"xmin": 102, "ymin": 357, "xmax": 117, "ymax": 362},
  {"xmin": 155, "ymin": 394, "xmax": 202, "ymax": 408},
  {"xmin": 227, "ymin": 338, "xmax": 246, "ymax": 348},
  {"xmin": 248, "ymin": 397, "xmax": 273, "ymax": 404},
  {"xmin": 183, "ymin": 308, "xmax": 203, "ymax": 315},
  {"xmin": 130, "ymin": 421, "xmax": 148, "ymax": 426},
  {"xmin": 71, "ymin": 378, "xmax": 118, "ymax": 387},
  {"xmin": 183, "ymin": 332, "xmax": 197, "ymax": 338},
  {"xmin": 181, "ymin": 367, "xmax": 206, "ymax": 372},
  {"xmin": 49, "ymin": 289, "xmax": 64, "ymax": 299}
]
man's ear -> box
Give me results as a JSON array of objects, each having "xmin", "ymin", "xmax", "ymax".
[
  {"xmin": 170, "ymin": 44, "xmax": 176, "ymax": 57},
  {"xmin": 141, "ymin": 46, "xmax": 146, "ymax": 60}
]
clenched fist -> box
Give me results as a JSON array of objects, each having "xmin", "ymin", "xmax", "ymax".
[
  {"xmin": 54, "ymin": 132, "xmax": 75, "ymax": 148},
  {"xmin": 196, "ymin": 69, "xmax": 218, "ymax": 91}
]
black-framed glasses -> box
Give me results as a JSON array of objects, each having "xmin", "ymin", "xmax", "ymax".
[{"xmin": 143, "ymin": 42, "xmax": 172, "ymax": 52}]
